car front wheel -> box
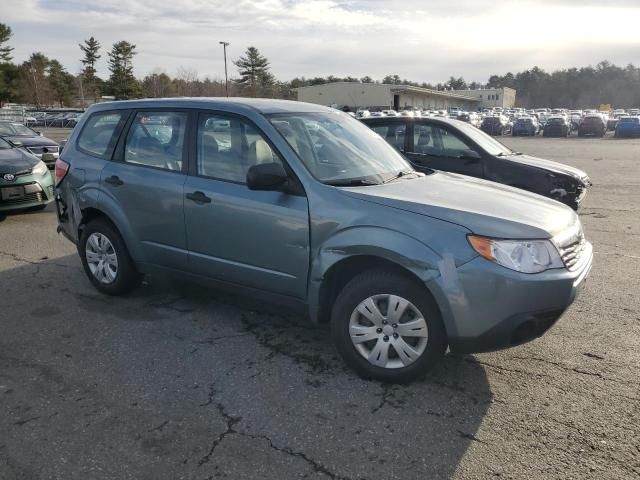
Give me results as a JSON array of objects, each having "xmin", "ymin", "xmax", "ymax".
[
  {"xmin": 79, "ymin": 218, "xmax": 142, "ymax": 295},
  {"xmin": 331, "ymin": 269, "xmax": 447, "ymax": 383}
]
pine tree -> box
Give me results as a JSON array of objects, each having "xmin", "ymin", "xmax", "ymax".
[
  {"xmin": 233, "ymin": 47, "xmax": 271, "ymax": 97},
  {"xmin": 79, "ymin": 37, "xmax": 101, "ymax": 101},
  {"xmin": 107, "ymin": 41, "xmax": 140, "ymax": 100},
  {"xmin": 79, "ymin": 37, "xmax": 101, "ymax": 77},
  {"xmin": 0, "ymin": 23, "xmax": 13, "ymax": 63}
]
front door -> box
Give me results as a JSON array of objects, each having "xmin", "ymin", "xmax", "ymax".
[
  {"xmin": 101, "ymin": 110, "xmax": 189, "ymax": 270},
  {"xmin": 183, "ymin": 112, "xmax": 310, "ymax": 299},
  {"xmin": 406, "ymin": 123, "xmax": 484, "ymax": 178}
]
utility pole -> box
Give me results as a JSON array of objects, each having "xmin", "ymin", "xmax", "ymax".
[{"xmin": 219, "ymin": 41, "xmax": 229, "ymax": 97}]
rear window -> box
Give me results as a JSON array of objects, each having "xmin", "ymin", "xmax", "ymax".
[
  {"xmin": 77, "ymin": 111, "xmax": 125, "ymax": 158},
  {"xmin": 619, "ymin": 117, "xmax": 639, "ymax": 124}
]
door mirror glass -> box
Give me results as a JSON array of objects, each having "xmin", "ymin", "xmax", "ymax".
[
  {"xmin": 460, "ymin": 149, "xmax": 481, "ymax": 161},
  {"xmin": 247, "ymin": 162, "xmax": 288, "ymax": 191}
]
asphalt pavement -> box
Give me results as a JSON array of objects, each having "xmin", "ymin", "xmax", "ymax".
[{"xmin": 0, "ymin": 134, "xmax": 638, "ymax": 479}]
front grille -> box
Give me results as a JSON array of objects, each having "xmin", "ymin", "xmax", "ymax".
[
  {"xmin": 27, "ymin": 145, "xmax": 59, "ymax": 155},
  {"xmin": 559, "ymin": 237, "xmax": 587, "ymax": 271},
  {"xmin": 0, "ymin": 191, "xmax": 45, "ymax": 206},
  {"xmin": 0, "ymin": 169, "xmax": 31, "ymax": 179}
]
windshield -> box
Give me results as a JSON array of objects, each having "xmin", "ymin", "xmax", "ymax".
[
  {"xmin": 454, "ymin": 120, "xmax": 512, "ymax": 155},
  {"xmin": 0, "ymin": 123, "xmax": 37, "ymax": 136},
  {"xmin": 268, "ymin": 111, "xmax": 412, "ymax": 185}
]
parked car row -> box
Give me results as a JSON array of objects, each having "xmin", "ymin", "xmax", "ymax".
[
  {"xmin": 28, "ymin": 111, "xmax": 84, "ymax": 128},
  {"xmin": 0, "ymin": 121, "xmax": 60, "ymax": 168}
]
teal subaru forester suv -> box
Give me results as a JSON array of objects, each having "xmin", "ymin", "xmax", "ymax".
[{"xmin": 56, "ymin": 99, "xmax": 592, "ymax": 382}]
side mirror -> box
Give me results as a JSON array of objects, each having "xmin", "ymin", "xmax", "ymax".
[
  {"xmin": 37, "ymin": 131, "xmax": 43, "ymax": 136},
  {"xmin": 459, "ymin": 150, "xmax": 481, "ymax": 161},
  {"xmin": 247, "ymin": 162, "xmax": 289, "ymax": 191}
]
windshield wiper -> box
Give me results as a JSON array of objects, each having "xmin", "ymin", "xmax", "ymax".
[
  {"xmin": 382, "ymin": 170, "xmax": 419, "ymax": 184},
  {"xmin": 325, "ymin": 178, "xmax": 380, "ymax": 187},
  {"xmin": 497, "ymin": 151, "xmax": 523, "ymax": 157}
]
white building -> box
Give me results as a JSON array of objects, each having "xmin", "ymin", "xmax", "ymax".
[
  {"xmin": 295, "ymin": 82, "xmax": 516, "ymax": 111},
  {"xmin": 447, "ymin": 87, "xmax": 516, "ymax": 109}
]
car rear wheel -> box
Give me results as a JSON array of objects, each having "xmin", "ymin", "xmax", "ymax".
[
  {"xmin": 331, "ymin": 269, "xmax": 447, "ymax": 383},
  {"xmin": 79, "ymin": 218, "xmax": 142, "ymax": 295}
]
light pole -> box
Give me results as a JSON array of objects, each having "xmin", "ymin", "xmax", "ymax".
[{"xmin": 219, "ymin": 41, "xmax": 229, "ymax": 97}]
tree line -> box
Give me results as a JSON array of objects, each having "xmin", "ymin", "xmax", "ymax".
[{"xmin": 1, "ymin": 21, "xmax": 639, "ymax": 109}]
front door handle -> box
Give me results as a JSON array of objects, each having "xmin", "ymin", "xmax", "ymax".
[
  {"xmin": 105, "ymin": 175, "xmax": 123, "ymax": 186},
  {"xmin": 186, "ymin": 191, "xmax": 212, "ymax": 204}
]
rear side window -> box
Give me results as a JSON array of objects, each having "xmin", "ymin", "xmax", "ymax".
[
  {"xmin": 77, "ymin": 111, "xmax": 125, "ymax": 158},
  {"xmin": 124, "ymin": 112, "xmax": 188, "ymax": 172}
]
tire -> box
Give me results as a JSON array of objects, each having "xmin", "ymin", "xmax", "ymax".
[
  {"xmin": 79, "ymin": 217, "xmax": 142, "ymax": 295},
  {"xmin": 331, "ymin": 268, "xmax": 447, "ymax": 383}
]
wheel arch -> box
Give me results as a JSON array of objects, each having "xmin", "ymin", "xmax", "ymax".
[
  {"xmin": 78, "ymin": 205, "xmax": 140, "ymax": 263},
  {"xmin": 308, "ymin": 227, "xmax": 445, "ymax": 325}
]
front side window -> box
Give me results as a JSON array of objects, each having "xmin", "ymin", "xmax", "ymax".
[
  {"xmin": 124, "ymin": 112, "xmax": 187, "ymax": 171},
  {"xmin": 269, "ymin": 112, "xmax": 411, "ymax": 185},
  {"xmin": 414, "ymin": 124, "xmax": 474, "ymax": 158},
  {"xmin": 197, "ymin": 113, "xmax": 282, "ymax": 183},
  {"xmin": 77, "ymin": 111, "xmax": 125, "ymax": 158}
]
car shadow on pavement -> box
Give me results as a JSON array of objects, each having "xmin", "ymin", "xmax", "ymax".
[{"xmin": 0, "ymin": 255, "xmax": 492, "ymax": 480}]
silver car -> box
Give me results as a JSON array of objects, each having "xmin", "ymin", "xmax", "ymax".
[{"xmin": 56, "ymin": 99, "xmax": 592, "ymax": 382}]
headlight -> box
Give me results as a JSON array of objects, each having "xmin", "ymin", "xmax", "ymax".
[
  {"xmin": 468, "ymin": 235, "xmax": 564, "ymax": 273},
  {"xmin": 32, "ymin": 161, "xmax": 48, "ymax": 176}
]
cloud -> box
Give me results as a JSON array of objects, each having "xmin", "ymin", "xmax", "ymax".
[{"xmin": 3, "ymin": 0, "xmax": 640, "ymax": 83}]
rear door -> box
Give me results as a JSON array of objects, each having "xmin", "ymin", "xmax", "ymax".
[
  {"xmin": 182, "ymin": 111, "xmax": 310, "ymax": 299},
  {"xmin": 100, "ymin": 110, "xmax": 191, "ymax": 270},
  {"xmin": 406, "ymin": 122, "xmax": 484, "ymax": 178}
]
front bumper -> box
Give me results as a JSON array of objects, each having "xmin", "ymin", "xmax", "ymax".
[
  {"xmin": 615, "ymin": 128, "xmax": 640, "ymax": 138},
  {"xmin": 0, "ymin": 175, "xmax": 55, "ymax": 212},
  {"xmin": 429, "ymin": 242, "xmax": 593, "ymax": 353},
  {"xmin": 543, "ymin": 126, "xmax": 569, "ymax": 136}
]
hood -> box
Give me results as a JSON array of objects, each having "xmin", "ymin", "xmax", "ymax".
[
  {"xmin": 340, "ymin": 172, "xmax": 578, "ymax": 239},
  {"xmin": 3, "ymin": 135, "xmax": 59, "ymax": 148},
  {"xmin": 0, "ymin": 147, "xmax": 39, "ymax": 174},
  {"xmin": 503, "ymin": 154, "xmax": 590, "ymax": 183}
]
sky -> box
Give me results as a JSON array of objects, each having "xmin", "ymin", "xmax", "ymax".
[{"xmin": 3, "ymin": 0, "xmax": 640, "ymax": 84}]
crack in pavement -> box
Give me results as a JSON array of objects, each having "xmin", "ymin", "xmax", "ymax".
[
  {"xmin": 240, "ymin": 314, "xmax": 339, "ymax": 375},
  {"xmin": 147, "ymin": 420, "xmax": 169, "ymax": 433},
  {"xmin": 509, "ymin": 355, "xmax": 638, "ymax": 387},
  {"xmin": 196, "ymin": 383, "xmax": 356, "ymax": 479},
  {"xmin": 242, "ymin": 432, "xmax": 356, "ymax": 480},
  {"xmin": 371, "ymin": 384, "xmax": 395, "ymax": 413},
  {"xmin": 198, "ymin": 384, "xmax": 242, "ymax": 467},
  {"xmin": 13, "ymin": 416, "xmax": 41, "ymax": 427},
  {"xmin": 0, "ymin": 251, "xmax": 73, "ymax": 269}
]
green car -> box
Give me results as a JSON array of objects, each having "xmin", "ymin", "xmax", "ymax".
[{"xmin": 0, "ymin": 136, "xmax": 54, "ymax": 212}]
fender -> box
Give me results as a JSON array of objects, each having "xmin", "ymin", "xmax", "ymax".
[{"xmin": 307, "ymin": 226, "xmax": 444, "ymax": 322}]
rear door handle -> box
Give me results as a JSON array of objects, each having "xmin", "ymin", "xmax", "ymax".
[
  {"xmin": 186, "ymin": 191, "xmax": 212, "ymax": 204},
  {"xmin": 104, "ymin": 175, "xmax": 123, "ymax": 186}
]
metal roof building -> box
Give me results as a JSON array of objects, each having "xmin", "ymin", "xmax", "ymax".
[{"xmin": 296, "ymin": 82, "xmax": 515, "ymax": 111}]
